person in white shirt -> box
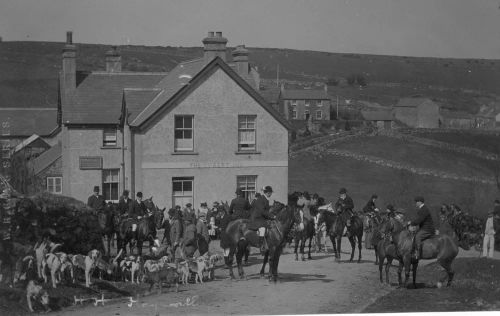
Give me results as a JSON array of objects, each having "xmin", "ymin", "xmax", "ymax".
[{"xmin": 482, "ymin": 210, "xmax": 496, "ymax": 258}]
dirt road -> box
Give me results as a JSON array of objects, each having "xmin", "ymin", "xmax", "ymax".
[{"xmin": 55, "ymin": 239, "xmax": 395, "ymax": 315}]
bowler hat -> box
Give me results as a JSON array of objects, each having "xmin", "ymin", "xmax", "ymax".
[
  {"xmin": 339, "ymin": 188, "xmax": 347, "ymax": 194},
  {"xmin": 93, "ymin": 186, "xmax": 100, "ymax": 192},
  {"xmin": 263, "ymin": 186, "xmax": 273, "ymax": 193},
  {"xmin": 122, "ymin": 190, "xmax": 129, "ymax": 196},
  {"xmin": 201, "ymin": 202, "xmax": 207, "ymax": 207},
  {"xmin": 186, "ymin": 203, "xmax": 192, "ymax": 208},
  {"xmin": 371, "ymin": 194, "xmax": 378, "ymax": 199},
  {"xmin": 414, "ymin": 196, "xmax": 424, "ymax": 203},
  {"xmin": 495, "ymin": 199, "xmax": 500, "ymax": 204},
  {"xmin": 136, "ymin": 192, "xmax": 143, "ymax": 198},
  {"xmin": 235, "ymin": 188, "xmax": 244, "ymax": 195}
]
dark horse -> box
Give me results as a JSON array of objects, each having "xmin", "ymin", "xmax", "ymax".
[
  {"xmin": 317, "ymin": 208, "xmax": 363, "ymax": 262},
  {"xmin": 116, "ymin": 197, "xmax": 164, "ymax": 256},
  {"xmin": 224, "ymin": 201, "xmax": 297, "ymax": 282},
  {"xmin": 293, "ymin": 212, "xmax": 315, "ymax": 261},
  {"xmin": 377, "ymin": 217, "xmax": 459, "ymax": 288},
  {"xmin": 97, "ymin": 203, "xmax": 119, "ymax": 256}
]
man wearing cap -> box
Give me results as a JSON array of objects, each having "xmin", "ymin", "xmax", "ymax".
[
  {"xmin": 408, "ymin": 196, "xmax": 435, "ymax": 260},
  {"xmin": 250, "ymin": 185, "xmax": 276, "ymax": 253},
  {"xmin": 197, "ymin": 202, "xmax": 209, "ymax": 220},
  {"xmin": 335, "ymin": 188, "xmax": 355, "ymax": 236},
  {"xmin": 182, "ymin": 203, "xmax": 196, "ymax": 227},
  {"xmin": 230, "ymin": 188, "xmax": 251, "ymax": 219},
  {"xmin": 87, "ymin": 186, "xmax": 106, "ymax": 211},
  {"xmin": 128, "ymin": 192, "xmax": 147, "ymax": 232},
  {"xmin": 118, "ymin": 190, "xmax": 132, "ymax": 215}
]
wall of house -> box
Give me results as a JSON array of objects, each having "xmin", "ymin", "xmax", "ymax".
[
  {"xmin": 33, "ymin": 157, "xmax": 62, "ymax": 193},
  {"xmin": 137, "ymin": 68, "xmax": 289, "ymax": 208},
  {"xmin": 283, "ymin": 99, "xmax": 331, "ymax": 121},
  {"xmin": 417, "ymin": 101, "xmax": 440, "ymax": 128},
  {"xmin": 394, "ymin": 107, "xmax": 417, "ymax": 127},
  {"xmin": 62, "ymin": 127, "xmax": 124, "ymax": 202}
]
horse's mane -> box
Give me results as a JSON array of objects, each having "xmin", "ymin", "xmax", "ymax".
[{"xmin": 274, "ymin": 202, "xmax": 292, "ymax": 222}]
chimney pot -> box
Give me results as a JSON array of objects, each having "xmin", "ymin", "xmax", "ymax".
[
  {"xmin": 208, "ymin": 31, "xmax": 215, "ymax": 37},
  {"xmin": 216, "ymin": 32, "xmax": 222, "ymax": 37},
  {"xmin": 66, "ymin": 31, "xmax": 73, "ymax": 44}
]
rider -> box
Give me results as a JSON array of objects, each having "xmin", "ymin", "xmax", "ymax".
[
  {"xmin": 87, "ymin": 186, "xmax": 105, "ymax": 211},
  {"xmin": 408, "ymin": 196, "xmax": 436, "ymax": 260},
  {"xmin": 117, "ymin": 190, "xmax": 132, "ymax": 216},
  {"xmin": 197, "ymin": 202, "xmax": 209, "ymax": 220},
  {"xmin": 250, "ymin": 185, "xmax": 276, "ymax": 254},
  {"xmin": 196, "ymin": 212, "xmax": 210, "ymax": 244},
  {"xmin": 362, "ymin": 194, "xmax": 378, "ymax": 215},
  {"xmin": 334, "ymin": 188, "xmax": 355, "ymax": 237},
  {"xmin": 128, "ymin": 191, "xmax": 147, "ymax": 232},
  {"xmin": 229, "ymin": 188, "xmax": 251, "ymax": 219},
  {"xmin": 297, "ymin": 191, "xmax": 312, "ymax": 227}
]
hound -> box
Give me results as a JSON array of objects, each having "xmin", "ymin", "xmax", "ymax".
[
  {"xmin": 71, "ymin": 249, "xmax": 101, "ymax": 287},
  {"xmin": 26, "ymin": 280, "xmax": 50, "ymax": 312},
  {"xmin": 41, "ymin": 252, "xmax": 68, "ymax": 288}
]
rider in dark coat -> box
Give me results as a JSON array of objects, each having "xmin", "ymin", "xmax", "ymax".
[
  {"xmin": 335, "ymin": 188, "xmax": 355, "ymax": 236},
  {"xmin": 117, "ymin": 190, "xmax": 132, "ymax": 215},
  {"xmin": 362, "ymin": 194, "xmax": 378, "ymax": 215},
  {"xmin": 87, "ymin": 186, "xmax": 106, "ymax": 211},
  {"xmin": 229, "ymin": 188, "xmax": 251, "ymax": 219},
  {"xmin": 409, "ymin": 196, "xmax": 435, "ymax": 260},
  {"xmin": 128, "ymin": 192, "xmax": 147, "ymax": 218},
  {"xmin": 250, "ymin": 186, "xmax": 275, "ymax": 253}
]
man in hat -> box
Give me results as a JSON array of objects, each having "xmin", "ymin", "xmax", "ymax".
[
  {"xmin": 335, "ymin": 188, "xmax": 355, "ymax": 236},
  {"xmin": 197, "ymin": 202, "xmax": 209, "ymax": 220},
  {"xmin": 87, "ymin": 186, "xmax": 105, "ymax": 211},
  {"xmin": 482, "ymin": 210, "xmax": 496, "ymax": 258},
  {"xmin": 363, "ymin": 194, "xmax": 378, "ymax": 215},
  {"xmin": 182, "ymin": 203, "xmax": 196, "ymax": 229},
  {"xmin": 250, "ymin": 185, "xmax": 276, "ymax": 253},
  {"xmin": 229, "ymin": 188, "xmax": 251, "ymax": 219},
  {"xmin": 408, "ymin": 196, "xmax": 435, "ymax": 260},
  {"xmin": 118, "ymin": 190, "xmax": 132, "ymax": 215},
  {"xmin": 167, "ymin": 208, "xmax": 182, "ymax": 259},
  {"xmin": 128, "ymin": 192, "xmax": 147, "ymax": 232}
]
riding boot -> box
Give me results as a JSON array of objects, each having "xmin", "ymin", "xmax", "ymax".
[
  {"xmin": 412, "ymin": 244, "xmax": 419, "ymax": 260},
  {"xmin": 259, "ymin": 236, "xmax": 267, "ymax": 254}
]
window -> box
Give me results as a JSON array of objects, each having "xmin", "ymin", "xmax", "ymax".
[
  {"xmin": 46, "ymin": 177, "xmax": 62, "ymax": 194},
  {"xmin": 103, "ymin": 129, "xmax": 117, "ymax": 147},
  {"xmin": 316, "ymin": 100, "xmax": 323, "ymax": 107},
  {"xmin": 172, "ymin": 177, "xmax": 193, "ymax": 208},
  {"xmin": 238, "ymin": 115, "xmax": 256, "ymax": 151},
  {"xmin": 305, "ymin": 100, "xmax": 310, "ymax": 107},
  {"xmin": 237, "ymin": 175, "xmax": 257, "ymax": 201},
  {"xmin": 304, "ymin": 110, "xmax": 310, "ymax": 120},
  {"xmin": 1, "ymin": 140, "xmax": 10, "ymax": 159},
  {"xmin": 174, "ymin": 116, "xmax": 194, "ymax": 151},
  {"xmin": 316, "ymin": 110, "xmax": 323, "ymax": 119},
  {"xmin": 102, "ymin": 169, "xmax": 119, "ymax": 201},
  {"xmin": 290, "ymin": 100, "xmax": 297, "ymax": 107},
  {"xmin": 292, "ymin": 110, "xmax": 298, "ymax": 119}
]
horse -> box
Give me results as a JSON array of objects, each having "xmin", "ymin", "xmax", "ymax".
[
  {"xmin": 317, "ymin": 207, "xmax": 364, "ymax": 263},
  {"xmin": 292, "ymin": 211, "xmax": 315, "ymax": 261},
  {"xmin": 377, "ymin": 217, "xmax": 460, "ymax": 288},
  {"xmin": 224, "ymin": 201, "xmax": 297, "ymax": 282},
  {"xmin": 97, "ymin": 203, "xmax": 118, "ymax": 256}
]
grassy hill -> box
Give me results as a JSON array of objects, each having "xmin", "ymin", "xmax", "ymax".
[
  {"xmin": 289, "ymin": 133, "xmax": 499, "ymax": 219},
  {"xmin": 1, "ymin": 41, "xmax": 500, "ymax": 113}
]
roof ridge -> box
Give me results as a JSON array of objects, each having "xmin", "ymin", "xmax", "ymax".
[
  {"xmin": 179, "ymin": 58, "xmax": 203, "ymax": 65},
  {"xmin": 130, "ymin": 90, "xmax": 165, "ymax": 125},
  {"xmin": 0, "ymin": 107, "xmax": 57, "ymax": 111},
  {"xmin": 124, "ymin": 88, "xmax": 162, "ymax": 92},
  {"xmin": 90, "ymin": 71, "xmax": 169, "ymax": 75}
]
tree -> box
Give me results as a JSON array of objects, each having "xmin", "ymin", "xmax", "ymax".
[{"xmin": 356, "ymin": 74, "xmax": 367, "ymax": 87}]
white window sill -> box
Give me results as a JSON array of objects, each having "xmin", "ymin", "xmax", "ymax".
[
  {"xmin": 101, "ymin": 146, "xmax": 121, "ymax": 150},
  {"xmin": 172, "ymin": 151, "xmax": 199, "ymax": 155},
  {"xmin": 235, "ymin": 151, "xmax": 261, "ymax": 155}
]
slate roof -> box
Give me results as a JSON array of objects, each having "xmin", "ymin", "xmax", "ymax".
[
  {"xmin": 32, "ymin": 142, "xmax": 62, "ymax": 175},
  {"xmin": 63, "ymin": 72, "xmax": 166, "ymax": 125},
  {"xmin": 281, "ymin": 89, "xmax": 330, "ymax": 100},
  {"xmin": 123, "ymin": 89, "xmax": 162, "ymax": 123},
  {"xmin": 395, "ymin": 97, "xmax": 435, "ymax": 108},
  {"xmin": 12, "ymin": 134, "xmax": 49, "ymax": 154},
  {"xmin": 0, "ymin": 108, "xmax": 58, "ymax": 136},
  {"xmin": 259, "ymin": 86, "xmax": 281, "ymax": 105},
  {"xmin": 361, "ymin": 110, "xmax": 394, "ymax": 121}
]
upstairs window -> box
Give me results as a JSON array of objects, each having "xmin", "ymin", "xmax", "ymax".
[
  {"xmin": 290, "ymin": 100, "xmax": 297, "ymax": 107},
  {"xmin": 103, "ymin": 129, "xmax": 117, "ymax": 147},
  {"xmin": 316, "ymin": 110, "xmax": 323, "ymax": 119},
  {"xmin": 292, "ymin": 110, "xmax": 298, "ymax": 119},
  {"xmin": 238, "ymin": 115, "xmax": 256, "ymax": 151},
  {"xmin": 102, "ymin": 169, "xmax": 119, "ymax": 201},
  {"xmin": 174, "ymin": 115, "xmax": 194, "ymax": 151},
  {"xmin": 316, "ymin": 100, "xmax": 323, "ymax": 107},
  {"xmin": 304, "ymin": 110, "xmax": 310, "ymax": 120},
  {"xmin": 305, "ymin": 100, "xmax": 310, "ymax": 107}
]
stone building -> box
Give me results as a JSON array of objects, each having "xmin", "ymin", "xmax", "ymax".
[
  {"xmin": 278, "ymin": 85, "xmax": 332, "ymax": 121},
  {"xmin": 393, "ymin": 97, "xmax": 441, "ymax": 128},
  {"xmin": 361, "ymin": 109, "xmax": 394, "ymax": 130},
  {"xmin": 60, "ymin": 32, "xmax": 290, "ymax": 207}
]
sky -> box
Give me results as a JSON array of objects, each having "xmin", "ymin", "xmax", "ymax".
[{"xmin": 1, "ymin": 0, "xmax": 500, "ymax": 59}]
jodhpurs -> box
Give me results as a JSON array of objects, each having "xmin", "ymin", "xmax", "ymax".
[{"xmin": 414, "ymin": 230, "xmax": 433, "ymax": 250}]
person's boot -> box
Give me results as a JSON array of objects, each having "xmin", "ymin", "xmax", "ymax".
[
  {"xmin": 412, "ymin": 244, "xmax": 419, "ymax": 260},
  {"xmin": 259, "ymin": 236, "xmax": 267, "ymax": 254}
]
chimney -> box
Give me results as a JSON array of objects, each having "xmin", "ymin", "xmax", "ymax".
[
  {"xmin": 62, "ymin": 31, "xmax": 76, "ymax": 99},
  {"xmin": 232, "ymin": 45, "xmax": 249, "ymax": 78},
  {"xmin": 105, "ymin": 46, "xmax": 121, "ymax": 72},
  {"xmin": 202, "ymin": 31, "xmax": 227, "ymax": 64}
]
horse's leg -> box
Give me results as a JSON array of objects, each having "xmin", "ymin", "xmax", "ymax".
[
  {"xmin": 348, "ymin": 236, "xmax": 356, "ymax": 262},
  {"xmin": 336, "ymin": 236, "xmax": 342, "ymax": 261},
  {"xmin": 260, "ymin": 251, "xmax": 269, "ymax": 278},
  {"xmin": 438, "ymin": 258, "xmax": 455, "ymax": 288},
  {"xmin": 236, "ymin": 240, "xmax": 246, "ymax": 279},
  {"xmin": 378, "ymin": 254, "xmax": 385, "ymax": 283},
  {"xmin": 294, "ymin": 236, "xmax": 299, "ymax": 261},
  {"xmin": 300, "ymin": 237, "xmax": 306, "ymax": 261},
  {"xmin": 385, "ymin": 258, "xmax": 392, "ymax": 285},
  {"xmin": 357, "ymin": 233, "xmax": 362, "ymax": 263},
  {"xmin": 307, "ymin": 237, "xmax": 312, "ymax": 260},
  {"xmin": 107, "ymin": 234, "xmax": 112, "ymax": 256},
  {"xmin": 403, "ymin": 258, "xmax": 411, "ymax": 288},
  {"xmin": 374, "ymin": 245, "xmax": 379, "ymax": 265},
  {"xmin": 227, "ymin": 247, "xmax": 236, "ymax": 280},
  {"xmin": 137, "ymin": 239, "xmax": 143, "ymax": 257},
  {"xmin": 397, "ymin": 260, "xmax": 403, "ymax": 287},
  {"xmin": 411, "ymin": 261, "xmax": 418, "ymax": 289}
]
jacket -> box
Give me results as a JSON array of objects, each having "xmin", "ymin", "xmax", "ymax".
[
  {"xmin": 410, "ymin": 204, "xmax": 435, "ymax": 233},
  {"xmin": 87, "ymin": 194, "xmax": 106, "ymax": 211},
  {"xmin": 117, "ymin": 197, "xmax": 132, "ymax": 215},
  {"xmin": 183, "ymin": 223, "xmax": 197, "ymax": 245},
  {"xmin": 229, "ymin": 197, "xmax": 251, "ymax": 219},
  {"xmin": 335, "ymin": 195, "xmax": 354, "ymax": 212},
  {"xmin": 128, "ymin": 200, "xmax": 147, "ymax": 218},
  {"xmin": 485, "ymin": 216, "xmax": 495, "ymax": 235},
  {"xmin": 196, "ymin": 220, "xmax": 210, "ymax": 243},
  {"xmin": 363, "ymin": 200, "xmax": 376, "ymax": 214},
  {"xmin": 169, "ymin": 217, "xmax": 182, "ymax": 245},
  {"xmin": 250, "ymin": 195, "xmax": 274, "ymax": 227}
]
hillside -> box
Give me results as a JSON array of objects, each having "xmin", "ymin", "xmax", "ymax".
[
  {"xmin": 1, "ymin": 41, "xmax": 500, "ymax": 113},
  {"xmin": 289, "ymin": 132, "xmax": 499, "ymax": 218}
]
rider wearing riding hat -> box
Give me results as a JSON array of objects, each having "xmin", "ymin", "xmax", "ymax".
[
  {"xmin": 128, "ymin": 192, "xmax": 147, "ymax": 232},
  {"xmin": 362, "ymin": 194, "xmax": 378, "ymax": 215},
  {"xmin": 334, "ymin": 188, "xmax": 355, "ymax": 236},
  {"xmin": 118, "ymin": 190, "xmax": 132, "ymax": 215},
  {"xmin": 87, "ymin": 186, "xmax": 106, "ymax": 211},
  {"xmin": 229, "ymin": 188, "xmax": 251, "ymax": 219},
  {"xmin": 408, "ymin": 196, "xmax": 436, "ymax": 260},
  {"xmin": 250, "ymin": 185, "xmax": 276, "ymax": 253}
]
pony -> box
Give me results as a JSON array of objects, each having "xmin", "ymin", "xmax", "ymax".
[
  {"xmin": 292, "ymin": 211, "xmax": 315, "ymax": 261},
  {"xmin": 224, "ymin": 201, "xmax": 297, "ymax": 282},
  {"xmin": 317, "ymin": 207, "xmax": 364, "ymax": 262},
  {"xmin": 377, "ymin": 216, "xmax": 459, "ymax": 288}
]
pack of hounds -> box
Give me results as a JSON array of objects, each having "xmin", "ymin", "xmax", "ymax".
[{"xmin": 14, "ymin": 238, "xmax": 224, "ymax": 312}]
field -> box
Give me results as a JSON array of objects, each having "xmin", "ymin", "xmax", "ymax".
[{"xmin": 414, "ymin": 131, "xmax": 500, "ymax": 155}]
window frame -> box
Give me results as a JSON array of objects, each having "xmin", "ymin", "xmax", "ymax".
[
  {"xmin": 290, "ymin": 99, "xmax": 297, "ymax": 107},
  {"xmin": 172, "ymin": 177, "xmax": 194, "ymax": 208},
  {"xmin": 238, "ymin": 115, "xmax": 257, "ymax": 152},
  {"xmin": 0, "ymin": 140, "xmax": 10, "ymax": 159},
  {"xmin": 103, "ymin": 129, "xmax": 117, "ymax": 147},
  {"xmin": 102, "ymin": 169, "xmax": 120, "ymax": 202},
  {"xmin": 174, "ymin": 115, "xmax": 194, "ymax": 152},
  {"xmin": 316, "ymin": 100, "xmax": 323, "ymax": 107},
  {"xmin": 304, "ymin": 110, "xmax": 310, "ymax": 120},
  {"xmin": 305, "ymin": 100, "xmax": 310, "ymax": 107},
  {"xmin": 237, "ymin": 175, "xmax": 257, "ymax": 201},
  {"xmin": 46, "ymin": 176, "xmax": 62, "ymax": 194},
  {"xmin": 292, "ymin": 109, "xmax": 298, "ymax": 119},
  {"xmin": 316, "ymin": 110, "xmax": 323, "ymax": 119}
]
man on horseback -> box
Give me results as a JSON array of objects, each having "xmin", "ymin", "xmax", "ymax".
[
  {"xmin": 334, "ymin": 188, "xmax": 354, "ymax": 237},
  {"xmin": 409, "ymin": 196, "xmax": 436, "ymax": 260},
  {"xmin": 250, "ymin": 186, "xmax": 276, "ymax": 254},
  {"xmin": 118, "ymin": 190, "xmax": 132, "ymax": 216},
  {"xmin": 128, "ymin": 192, "xmax": 147, "ymax": 233},
  {"xmin": 362, "ymin": 194, "xmax": 378, "ymax": 215},
  {"xmin": 297, "ymin": 192, "xmax": 312, "ymax": 227},
  {"xmin": 87, "ymin": 186, "xmax": 105, "ymax": 211},
  {"xmin": 230, "ymin": 188, "xmax": 251, "ymax": 219}
]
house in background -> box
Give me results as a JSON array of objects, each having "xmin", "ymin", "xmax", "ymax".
[
  {"xmin": 60, "ymin": 31, "xmax": 290, "ymax": 207},
  {"xmin": 361, "ymin": 109, "xmax": 394, "ymax": 130},
  {"xmin": 30, "ymin": 142, "xmax": 62, "ymax": 194},
  {"xmin": 393, "ymin": 97, "xmax": 441, "ymax": 128},
  {"xmin": 278, "ymin": 85, "xmax": 332, "ymax": 121}
]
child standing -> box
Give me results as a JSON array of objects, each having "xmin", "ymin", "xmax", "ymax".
[{"xmin": 482, "ymin": 210, "xmax": 496, "ymax": 258}]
